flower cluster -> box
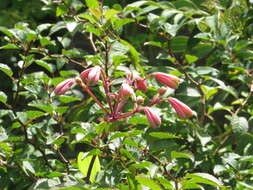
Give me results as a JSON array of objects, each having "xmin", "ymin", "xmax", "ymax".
[{"xmin": 54, "ymin": 66, "xmax": 194, "ymax": 127}]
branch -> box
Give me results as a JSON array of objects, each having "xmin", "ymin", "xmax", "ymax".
[
  {"xmin": 235, "ymin": 79, "xmax": 253, "ymax": 114},
  {"xmin": 142, "ymin": 148, "xmax": 179, "ymax": 189},
  {"xmin": 79, "ymin": 82, "xmax": 109, "ymax": 114}
]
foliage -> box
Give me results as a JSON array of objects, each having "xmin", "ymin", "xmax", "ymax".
[{"xmin": 0, "ymin": 0, "xmax": 253, "ymax": 189}]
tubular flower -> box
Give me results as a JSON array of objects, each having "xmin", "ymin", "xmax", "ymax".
[
  {"xmin": 80, "ymin": 68, "xmax": 92, "ymax": 81},
  {"xmin": 119, "ymin": 82, "xmax": 135, "ymax": 100},
  {"xmin": 54, "ymin": 78, "xmax": 75, "ymax": 95},
  {"xmin": 80, "ymin": 66, "xmax": 101, "ymax": 84},
  {"xmin": 153, "ymin": 72, "xmax": 180, "ymax": 89},
  {"xmin": 167, "ymin": 97, "xmax": 194, "ymax": 119},
  {"xmin": 143, "ymin": 107, "xmax": 161, "ymax": 128},
  {"xmin": 135, "ymin": 76, "xmax": 147, "ymax": 91}
]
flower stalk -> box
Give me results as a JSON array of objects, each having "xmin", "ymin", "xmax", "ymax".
[{"xmin": 54, "ymin": 67, "xmax": 194, "ymax": 127}]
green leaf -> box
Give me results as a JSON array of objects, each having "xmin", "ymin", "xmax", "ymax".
[
  {"xmin": 209, "ymin": 78, "xmax": 238, "ymax": 98},
  {"xmin": 47, "ymin": 171, "xmax": 64, "ymax": 178},
  {"xmin": 49, "ymin": 21, "xmax": 67, "ymax": 36},
  {"xmin": 185, "ymin": 173, "xmax": 223, "ymax": 187},
  {"xmin": 144, "ymin": 41, "xmax": 162, "ymax": 48},
  {"xmin": 28, "ymin": 101, "xmax": 54, "ymax": 113},
  {"xmin": 135, "ymin": 176, "xmax": 161, "ymax": 190},
  {"xmin": 185, "ymin": 54, "xmax": 198, "ymax": 63},
  {"xmin": 195, "ymin": 66, "xmax": 219, "ymax": 75},
  {"xmin": 58, "ymin": 96, "xmax": 81, "ymax": 104},
  {"xmin": 0, "ymin": 26, "xmax": 14, "ymax": 37},
  {"xmin": 128, "ymin": 115, "xmax": 148, "ymax": 125},
  {"xmin": 110, "ymin": 132, "xmax": 129, "ymax": 140},
  {"xmin": 0, "ymin": 91, "xmax": 7, "ymax": 104},
  {"xmin": 191, "ymin": 43, "xmax": 213, "ymax": 58},
  {"xmin": 171, "ymin": 151, "xmax": 194, "ymax": 162},
  {"xmin": 239, "ymin": 156, "xmax": 253, "ymax": 163},
  {"xmin": 201, "ymin": 85, "xmax": 218, "ymax": 100},
  {"xmin": 25, "ymin": 31, "xmax": 37, "ymax": 42},
  {"xmin": 40, "ymin": 37, "xmax": 54, "ymax": 46},
  {"xmin": 231, "ymin": 115, "xmax": 249, "ymax": 135},
  {"xmin": 34, "ymin": 60, "xmax": 54, "ymax": 73},
  {"xmin": 23, "ymin": 161, "xmax": 35, "ymax": 174},
  {"xmin": 174, "ymin": 0, "xmax": 198, "ymax": 9},
  {"xmin": 208, "ymin": 102, "xmax": 232, "ymax": 114},
  {"xmin": 0, "ymin": 126, "xmax": 8, "ymax": 142},
  {"xmin": 0, "ymin": 44, "xmax": 20, "ymax": 50},
  {"xmin": 105, "ymin": 9, "xmax": 119, "ymax": 19},
  {"xmin": 180, "ymin": 181, "xmax": 204, "ymax": 190},
  {"xmin": 85, "ymin": 0, "xmax": 99, "ymax": 8},
  {"xmin": 120, "ymin": 39, "xmax": 143, "ymax": 74},
  {"xmin": 66, "ymin": 22, "xmax": 78, "ymax": 32},
  {"xmin": 77, "ymin": 152, "xmax": 101, "ymax": 183},
  {"xmin": 26, "ymin": 110, "xmax": 46, "ymax": 120},
  {"xmin": 56, "ymin": 4, "xmax": 68, "ymax": 16},
  {"xmin": 170, "ymin": 36, "xmax": 189, "ymax": 53},
  {"xmin": 237, "ymin": 182, "xmax": 253, "ymax": 189},
  {"xmin": 149, "ymin": 132, "xmax": 180, "ymax": 139},
  {"xmin": 0, "ymin": 63, "xmax": 13, "ymax": 77}
]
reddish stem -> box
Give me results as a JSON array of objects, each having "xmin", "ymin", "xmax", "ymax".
[
  {"xmin": 101, "ymin": 71, "xmax": 114, "ymax": 114},
  {"xmin": 80, "ymin": 83, "xmax": 109, "ymax": 114},
  {"xmin": 108, "ymin": 108, "xmax": 141, "ymax": 122}
]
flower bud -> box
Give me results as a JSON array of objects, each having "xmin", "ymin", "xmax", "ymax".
[
  {"xmin": 137, "ymin": 96, "xmax": 144, "ymax": 105},
  {"xmin": 119, "ymin": 83, "xmax": 135, "ymax": 100},
  {"xmin": 167, "ymin": 97, "xmax": 194, "ymax": 119},
  {"xmin": 143, "ymin": 107, "xmax": 161, "ymax": 128},
  {"xmin": 153, "ymin": 72, "xmax": 180, "ymax": 89},
  {"xmin": 80, "ymin": 68, "xmax": 92, "ymax": 81},
  {"xmin": 151, "ymin": 94, "xmax": 160, "ymax": 105},
  {"xmin": 54, "ymin": 78, "xmax": 75, "ymax": 95},
  {"xmin": 159, "ymin": 87, "xmax": 167, "ymax": 96},
  {"xmin": 135, "ymin": 76, "xmax": 147, "ymax": 91},
  {"xmin": 80, "ymin": 66, "xmax": 101, "ymax": 85}
]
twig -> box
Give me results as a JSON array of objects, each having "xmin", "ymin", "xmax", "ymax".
[
  {"xmin": 79, "ymin": 82, "xmax": 108, "ymax": 114},
  {"xmin": 31, "ymin": 48, "xmax": 86, "ymax": 68},
  {"xmin": 89, "ymin": 32, "xmax": 98, "ymax": 53},
  {"xmin": 213, "ymin": 132, "xmax": 232, "ymax": 155},
  {"xmin": 13, "ymin": 42, "xmax": 31, "ymax": 107},
  {"xmin": 142, "ymin": 148, "xmax": 179, "ymax": 189},
  {"xmin": 13, "ymin": 113, "xmax": 54, "ymax": 171},
  {"xmin": 234, "ymin": 80, "xmax": 253, "ymax": 114},
  {"xmin": 101, "ymin": 72, "xmax": 113, "ymax": 114}
]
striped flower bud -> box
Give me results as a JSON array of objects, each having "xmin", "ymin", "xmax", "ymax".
[
  {"xmin": 143, "ymin": 107, "xmax": 161, "ymax": 128},
  {"xmin": 80, "ymin": 66, "xmax": 101, "ymax": 84},
  {"xmin": 135, "ymin": 76, "xmax": 147, "ymax": 91},
  {"xmin": 119, "ymin": 83, "xmax": 135, "ymax": 100},
  {"xmin": 159, "ymin": 87, "xmax": 167, "ymax": 96},
  {"xmin": 54, "ymin": 78, "xmax": 75, "ymax": 95},
  {"xmin": 167, "ymin": 97, "xmax": 194, "ymax": 119},
  {"xmin": 153, "ymin": 72, "xmax": 180, "ymax": 89}
]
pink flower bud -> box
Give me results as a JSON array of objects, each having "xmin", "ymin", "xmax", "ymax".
[
  {"xmin": 167, "ymin": 97, "xmax": 194, "ymax": 119},
  {"xmin": 80, "ymin": 68, "xmax": 91, "ymax": 80},
  {"xmin": 54, "ymin": 78, "xmax": 75, "ymax": 95},
  {"xmin": 143, "ymin": 107, "xmax": 161, "ymax": 128},
  {"xmin": 159, "ymin": 87, "xmax": 167, "ymax": 96},
  {"xmin": 119, "ymin": 83, "xmax": 135, "ymax": 99},
  {"xmin": 135, "ymin": 76, "xmax": 148, "ymax": 91},
  {"xmin": 153, "ymin": 72, "xmax": 180, "ymax": 89},
  {"xmin": 80, "ymin": 66, "xmax": 101, "ymax": 84}
]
